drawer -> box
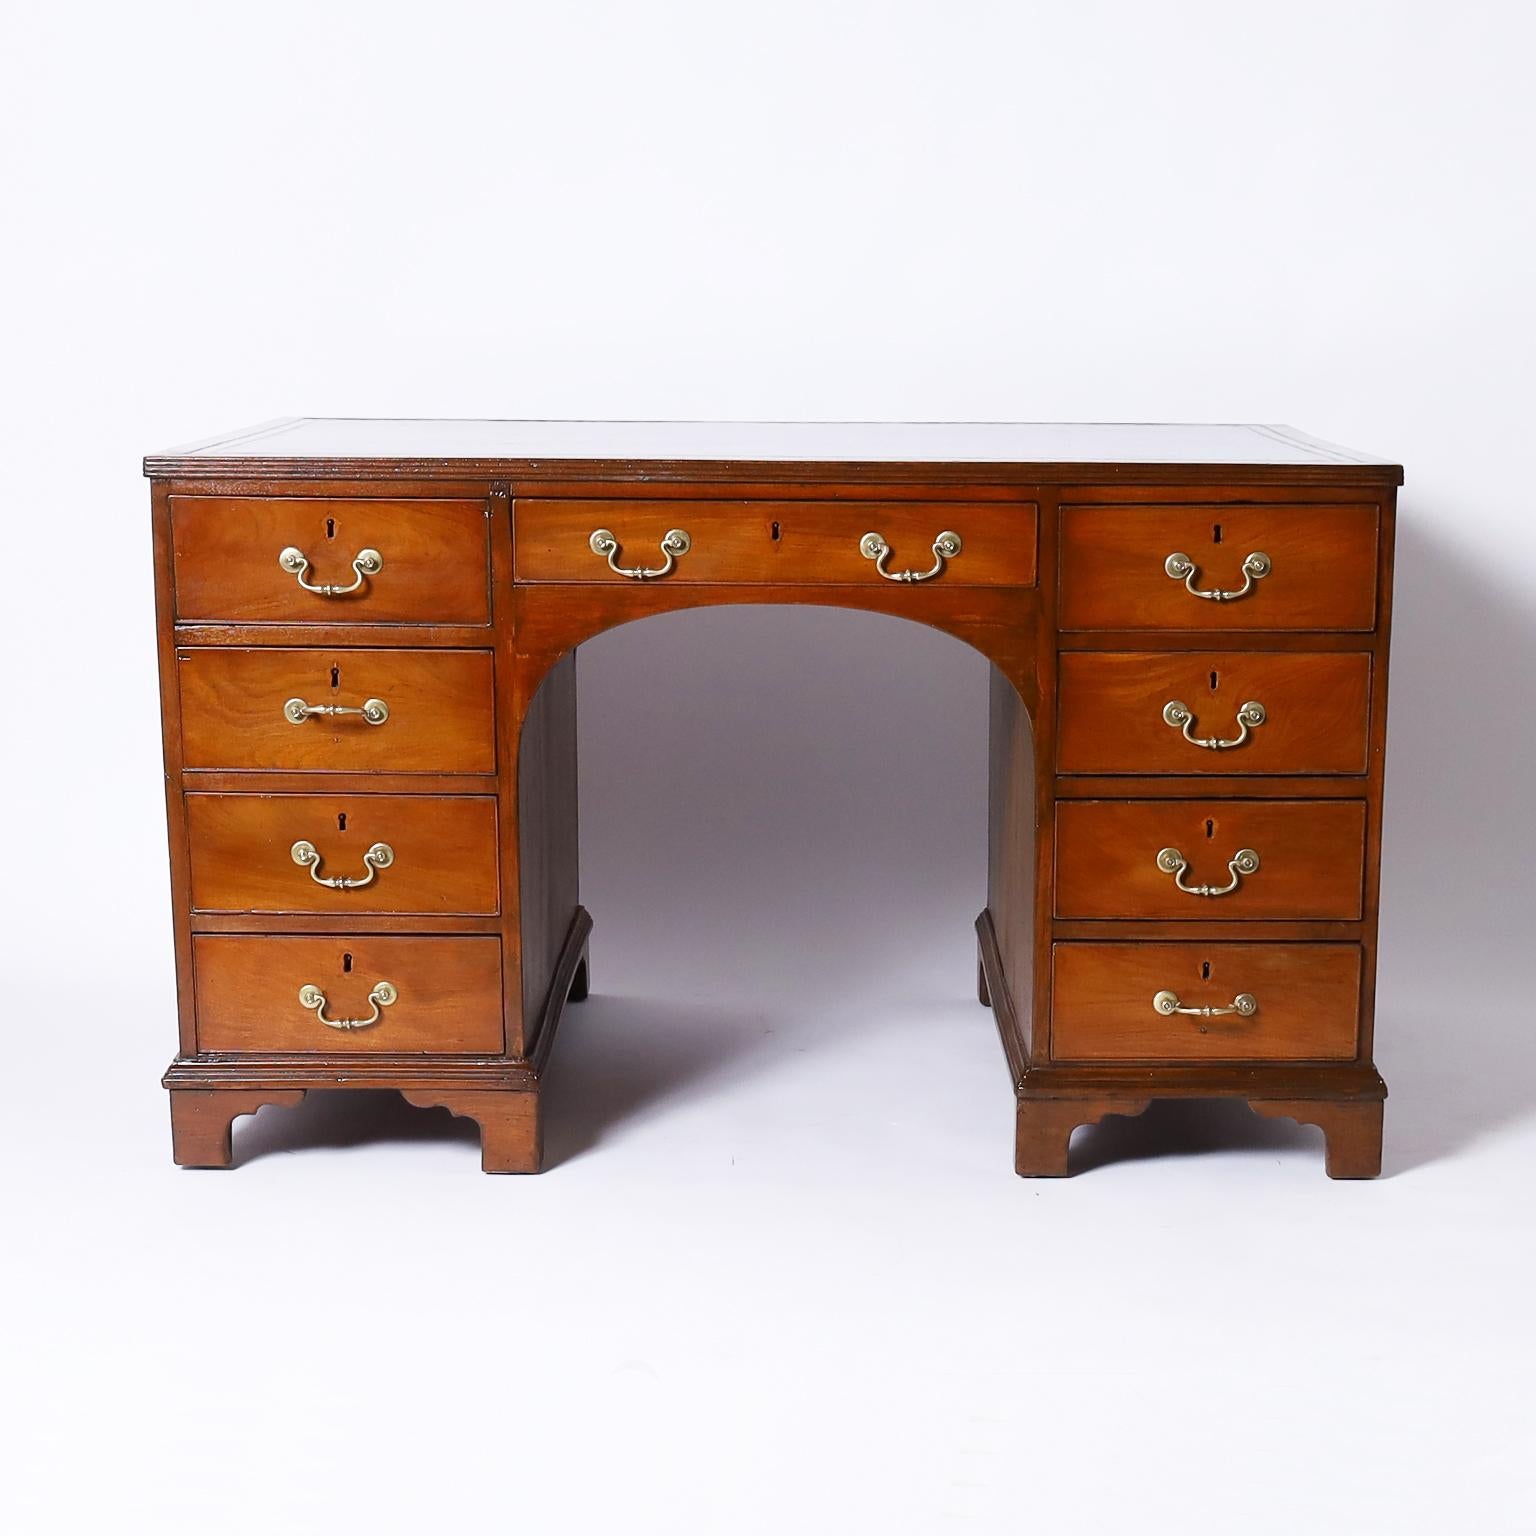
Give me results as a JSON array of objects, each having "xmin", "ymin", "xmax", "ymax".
[
  {"xmin": 1054, "ymin": 800, "xmax": 1367, "ymax": 920},
  {"xmin": 1059, "ymin": 503, "xmax": 1379, "ymax": 631},
  {"xmin": 178, "ymin": 648, "xmax": 496, "ymax": 774},
  {"xmin": 514, "ymin": 499, "xmax": 1037, "ymax": 585},
  {"xmin": 171, "ymin": 496, "xmax": 491, "ymax": 624},
  {"xmin": 1051, "ymin": 942, "xmax": 1361, "ymax": 1062},
  {"xmin": 1057, "ymin": 652, "xmax": 1371, "ymax": 775},
  {"xmin": 187, "ymin": 794, "xmax": 499, "ymax": 915},
  {"xmin": 193, "ymin": 935, "xmax": 504, "ymax": 1054}
]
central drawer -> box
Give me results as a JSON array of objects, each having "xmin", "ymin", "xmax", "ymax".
[
  {"xmin": 178, "ymin": 648, "xmax": 496, "ymax": 774},
  {"xmin": 186, "ymin": 794, "xmax": 500, "ymax": 915},
  {"xmin": 193, "ymin": 935, "xmax": 504, "ymax": 1054},
  {"xmin": 1057, "ymin": 651, "xmax": 1372, "ymax": 775},
  {"xmin": 514, "ymin": 499, "xmax": 1038, "ymax": 585}
]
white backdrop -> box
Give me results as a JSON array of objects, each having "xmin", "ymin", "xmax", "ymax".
[{"xmin": 3, "ymin": 3, "xmax": 1533, "ymax": 1532}]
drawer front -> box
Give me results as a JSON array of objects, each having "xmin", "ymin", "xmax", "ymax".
[
  {"xmin": 171, "ymin": 496, "xmax": 491, "ymax": 624},
  {"xmin": 193, "ymin": 935, "xmax": 504, "ymax": 1054},
  {"xmin": 1059, "ymin": 503, "xmax": 1379, "ymax": 631},
  {"xmin": 178, "ymin": 648, "xmax": 496, "ymax": 774},
  {"xmin": 1054, "ymin": 800, "xmax": 1367, "ymax": 920},
  {"xmin": 515, "ymin": 499, "xmax": 1038, "ymax": 585},
  {"xmin": 1057, "ymin": 652, "xmax": 1371, "ymax": 775},
  {"xmin": 187, "ymin": 794, "xmax": 499, "ymax": 915},
  {"xmin": 1051, "ymin": 942, "xmax": 1361, "ymax": 1062}
]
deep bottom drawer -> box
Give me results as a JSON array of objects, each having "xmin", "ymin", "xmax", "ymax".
[
  {"xmin": 1051, "ymin": 942, "xmax": 1361, "ymax": 1062},
  {"xmin": 193, "ymin": 935, "xmax": 504, "ymax": 1054}
]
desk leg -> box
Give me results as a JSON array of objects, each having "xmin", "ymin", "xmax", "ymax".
[
  {"xmin": 401, "ymin": 1088, "xmax": 543, "ymax": 1174},
  {"xmin": 1250, "ymin": 1098, "xmax": 1384, "ymax": 1179},
  {"xmin": 568, "ymin": 943, "xmax": 590, "ymax": 1003},
  {"xmin": 169, "ymin": 1089, "xmax": 307, "ymax": 1168},
  {"xmin": 1015, "ymin": 1097, "xmax": 1152, "ymax": 1177}
]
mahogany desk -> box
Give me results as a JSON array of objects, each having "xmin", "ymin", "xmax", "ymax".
[{"xmin": 145, "ymin": 421, "xmax": 1399, "ymax": 1177}]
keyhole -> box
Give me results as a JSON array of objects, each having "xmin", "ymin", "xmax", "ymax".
[
  {"xmin": 342, "ymin": 952, "xmax": 353, "ymax": 974},
  {"xmin": 1209, "ymin": 670, "xmax": 1219, "ymax": 693},
  {"xmin": 1205, "ymin": 819, "xmax": 1215, "ymax": 840},
  {"xmin": 330, "ymin": 663, "xmax": 341, "ymax": 691},
  {"xmin": 337, "ymin": 812, "xmax": 347, "ymax": 832},
  {"xmin": 1212, "ymin": 522, "xmax": 1223, "ymax": 545},
  {"xmin": 770, "ymin": 521, "xmax": 781, "ymax": 542},
  {"xmin": 326, "ymin": 518, "xmax": 336, "ymax": 540},
  {"xmin": 1201, "ymin": 959, "xmax": 1212, "ymax": 981}
]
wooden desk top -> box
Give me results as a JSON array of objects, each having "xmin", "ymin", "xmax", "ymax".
[{"xmin": 146, "ymin": 420, "xmax": 1402, "ymax": 486}]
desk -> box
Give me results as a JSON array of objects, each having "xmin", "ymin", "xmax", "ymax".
[{"xmin": 146, "ymin": 421, "xmax": 1399, "ymax": 1177}]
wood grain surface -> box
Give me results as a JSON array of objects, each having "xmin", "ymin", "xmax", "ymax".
[
  {"xmin": 171, "ymin": 495, "xmax": 491, "ymax": 624},
  {"xmin": 1059, "ymin": 502, "xmax": 1379, "ymax": 630},
  {"xmin": 178, "ymin": 648, "xmax": 496, "ymax": 773},
  {"xmin": 1057, "ymin": 651, "xmax": 1372, "ymax": 775},
  {"xmin": 192, "ymin": 934, "xmax": 505, "ymax": 1054},
  {"xmin": 515, "ymin": 498, "xmax": 1037, "ymax": 585},
  {"xmin": 1053, "ymin": 799, "xmax": 1367, "ymax": 920},
  {"xmin": 1051, "ymin": 942, "xmax": 1362, "ymax": 1062},
  {"xmin": 186, "ymin": 793, "xmax": 500, "ymax": 915}
]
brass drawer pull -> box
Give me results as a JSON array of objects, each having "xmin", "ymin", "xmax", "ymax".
[
  {"xmin": 1152, "ymin": 989, "xmax": 1258, "ymax": 1019},
  {"xmin": 298, "ymin": 979, "xmax": 397, "ymax": 1031},
  {"xmin": 859, "ymin": 529, "xmax": 962, "ymax": 583},
  {"xmin": 1164, "ymin": 550, "xmax": 1271, "ymax": 601},
  {"xmin": 589, "ymin": 527, "xmax": 691, "ymax": 579},
  {"xmin": 278, "ymin": 545, "xmax": 383, "ymax": 596},
  {"xmin": 1162, "ymin": 698, "xmax": 1265, "ymax": 750},
  {"xmin": 284, "ymin": 696, "xmax": 389, "ymax": 726},
  {"xmin": 1155, "ymin": 845, "xmax": 1260, "ymax": 898},
  {"xmin": 291, "ymin": 839, "xmax": 394, "ymax": 890}
]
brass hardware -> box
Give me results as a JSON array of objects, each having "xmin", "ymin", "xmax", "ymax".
[
  {"xmin": 588, "ymin": 527, "xmax": 691, "ymax": 579},
  {"xmin": 1162, "ymin": 698, "xmax": 1266, "ymax": 750},
  {"xmin": 1155, "ymin": 845, "xmax": 1260, "ymax": 898},
  {"xmin": 1152, "ymin": 989, "xmax": 1258, "ymax": 1019},
  {"xmin": 859, "ymin": 529, "xmax": 962, "ymax": 583},
  {"xmin": 278, "ymin": 545, "xmax": 383, "ymax": 596},
  {"xmin": 284, "ymin": 697, "xmax": 389, "ymax": 726},
  {"xmin": 297, "ymin": 979, "xmax": 397, "ymax": 1031},
  {"xmin": 291, "ymin": 839, "xmax": 394, "ymax": 890},
  {"xmin": 1164, "ymin": 550, "xmax": 1271, "ymax": 601}
]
